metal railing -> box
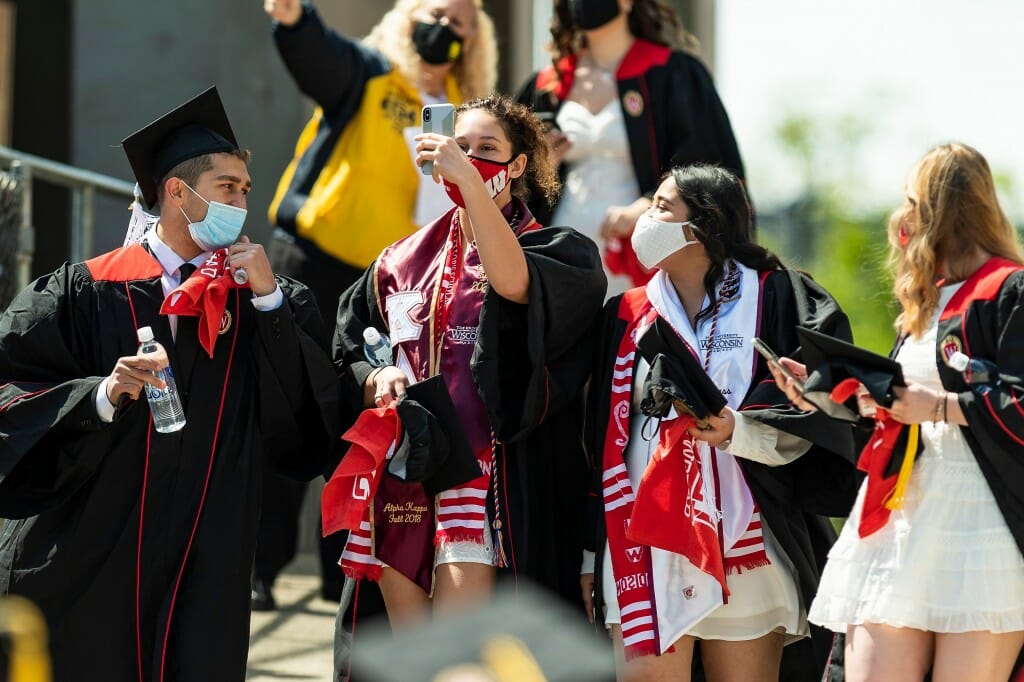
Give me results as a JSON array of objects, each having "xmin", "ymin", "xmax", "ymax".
[{"xmin": 0, "ymin": 145, "xmax": 135, "ymax": 290}]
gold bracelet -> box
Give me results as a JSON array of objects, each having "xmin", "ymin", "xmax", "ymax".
[
  {"xmin": 941, "ymin": 391, "xmax": 949, "ymax": 423},
  {"xmin": 934, "ymin": 390, "xmax": 947, "ymax": 423}
]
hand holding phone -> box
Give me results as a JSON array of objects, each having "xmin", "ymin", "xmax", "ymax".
[
  {"xmin": 420, "ymin": 103, "xmax": 456, "ymax": 176},
  {"xmin": 751, "ymin": 337, "xmax": 805, "ymax": 394}
]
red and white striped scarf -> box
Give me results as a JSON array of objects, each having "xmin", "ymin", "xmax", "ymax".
[{"xmin": 602, "ymin": 287, "xmax": 769, "ymax": 660}]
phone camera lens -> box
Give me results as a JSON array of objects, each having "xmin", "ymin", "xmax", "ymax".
[{"xmin": 423, "ymin": 109, "xmax": 431, "ymax": 122}]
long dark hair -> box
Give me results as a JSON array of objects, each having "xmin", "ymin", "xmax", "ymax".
[
  {"xmin": 670, "ymin": 164, "xmax": 784, "ymax": 312},
  {"xmin": 457, "ymin": 96, "xmax": 560, "ymax": 207},
  {"xmin": 549, "ymin": 0, "xmax": 698, "ymax": 64}
]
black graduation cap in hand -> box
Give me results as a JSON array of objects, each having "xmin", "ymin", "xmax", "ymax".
[
  {"xmin": 388, "ymin": 375, "xmax": 481, "ymax": 498},
  {"xmin": 121, "ymin": 86, "xmax": 239, "ymax": 209},
  {"xmin": 637, "ymin": 317, "xmax": 727, "ymax": 427},
  {"xmin": 798, "ymin": 326, "xmax": 905, "ymax": 422}
]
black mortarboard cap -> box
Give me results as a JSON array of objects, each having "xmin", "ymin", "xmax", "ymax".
[
  {"xmin": 798, "ymin": 326, "xmax": 905, "ymax": 421},
  {"xmin": 388, "ymin": 375, "xmax": 480, "ymax": 497},
  {"xmin": 351, "ymin": 581, "xmax": 615, "ymax": 681},
  {"xmin": 121, "ymin": 86, "xmax": 239, "ymax": 209},
  {"xmin": 637, "ymin": 317, "xmax": 727, "ymax": 427}
]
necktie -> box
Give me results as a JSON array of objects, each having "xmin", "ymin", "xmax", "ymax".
[{"xmin": 175, "ymin": 262, "xmax": 200, "ymax": 384}]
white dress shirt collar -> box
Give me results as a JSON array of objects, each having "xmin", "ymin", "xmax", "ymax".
[{"xmin": 144, "ymin": 231, "xmax": 209, "ymax": 285}]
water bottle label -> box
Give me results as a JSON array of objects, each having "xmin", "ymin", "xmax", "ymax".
[{"xmin": 146, "ymin": 385, "xmax": 166, "ymax": 400}]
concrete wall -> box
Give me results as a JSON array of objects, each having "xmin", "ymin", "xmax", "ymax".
[{"xmin": 69, "ymin": 0, "xmax": 312, "ymax": 253}]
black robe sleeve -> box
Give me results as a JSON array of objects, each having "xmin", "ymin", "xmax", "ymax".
[
  {"xmin": 332, "ymin": 262, "xmax": 387, "ymax": 397},
  {"xmin": 738, "ymin": 269, "xmax": 859, "ymax": 517},
  {"xmin": 253, "ymin": 275, "xmax": 347, "ymax": 480},
  {"xmin": 952, "ymin": 271, "xmax": 1024, "ymax": 546},
  {"xmin": 472, "ymin": 227, "xmax": 607, "ymax": 443},
  {"xmin": 665, "ymin": 53, "xmax": 745, "ymax": 183},
  {"xmin": 331, "ymin": 263, "xmax": 389, "ymax": 477},
  {"xmin": 0, "ymin": 265, "xmax": 119, "ymax": 516},
  {"xmin": 273, "ymin": 5, "xmax": 384, "ymax": 118},
  {"xmin": 957, "ymin": 270, "xmax": 1024, "ymax": 442}
]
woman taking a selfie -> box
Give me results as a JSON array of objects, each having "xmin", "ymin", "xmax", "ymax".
[
  {"xmin": 259, "ymin": 0, "xmax": 498, "ymax": 610},
  {"xmin": 332, "ymin": 96, "xmax": 606, "ymax": 626},
  {"xmin": 585, "ymin": 164, "xmax": 855, "ymax": 681},
  {"xmin": 775, "ymin": 143, "xmax": 1024, "ymax": 682}
]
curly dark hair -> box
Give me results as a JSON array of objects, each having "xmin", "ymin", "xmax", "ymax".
[
  {"xmin": 669, "ymin": 164, "xmax": 784, "ymax": 313},
  {"xmin": 549, "ymin": 0, "xmax": 699, "ymax": 65},
  {"xmin": 457, "ymin": 96, "xmax": 560, "ymax": 207}
]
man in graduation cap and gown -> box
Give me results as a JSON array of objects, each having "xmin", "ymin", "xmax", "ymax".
[{"xmin": 0, "ymin": 87, "xmax": 341, "ymax": 681}]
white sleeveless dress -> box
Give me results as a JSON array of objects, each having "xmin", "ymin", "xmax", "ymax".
[{"xmin": 551, "ymin": 99, "xmax": 640, "ymax": 297}]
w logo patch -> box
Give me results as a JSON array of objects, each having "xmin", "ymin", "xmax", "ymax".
[{"xmin": 626, "ymin": 546, "xmax": 644, "ymax": 564}]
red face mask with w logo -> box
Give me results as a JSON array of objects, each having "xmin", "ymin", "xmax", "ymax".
[{"xmin": 443, "ymin": 155, "xmax": 512, "ymax": 208}]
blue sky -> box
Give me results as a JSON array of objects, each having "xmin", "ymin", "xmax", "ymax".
[{"xmin": 716, "ymin": 0, "xmax": 1024, "ymax": 219}]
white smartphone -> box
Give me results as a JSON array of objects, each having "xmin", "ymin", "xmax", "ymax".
[
  {"xmin": 751, "ymin": 337, "xmax": 805, "ymax": 394},
  {"xmin": 420, "ymin": 103, "xmax": 456, "ymax": 176}
]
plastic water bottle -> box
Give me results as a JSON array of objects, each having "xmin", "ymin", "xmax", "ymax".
[
  {"xmin": 137, "ymin": 326, "xmax": 186, "ymax": 433},
  {"xmin": 363, "ymin": 327, "xmax": 393, "ymax": 367},
  {"xmin": 948, "ymin": 351, "xmax": 999, "ymax": 395}
]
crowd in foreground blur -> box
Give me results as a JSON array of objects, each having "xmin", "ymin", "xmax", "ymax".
[{"xmin": 1, "ymin": 1, "xmax": 1023, "ymax": 681}]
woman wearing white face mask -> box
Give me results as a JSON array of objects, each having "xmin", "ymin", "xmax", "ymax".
[{"xmin": 583, "ymin": 164, "xmax": 858, "ymax": 681}]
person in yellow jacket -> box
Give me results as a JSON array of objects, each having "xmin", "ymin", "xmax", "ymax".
[{"xmin": 258, "ymin": 0, "xmax": 497, "ymax": 612}]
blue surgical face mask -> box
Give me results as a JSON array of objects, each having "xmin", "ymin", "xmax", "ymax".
[{"xmin": 179, "ymin": 182, "xmax": 247, "ymax": 251}]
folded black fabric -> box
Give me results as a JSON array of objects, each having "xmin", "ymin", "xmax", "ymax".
[
  {"xmin": 387, "ymin": 375, "xmax": 481, "ymax": 497},
  {"xmin": 637, "ymin": 317, "xmax": 726, "ymax": 425},
  {"xmin": 798, "ymin": 326, "xmax": 905, "ymax": 422}
]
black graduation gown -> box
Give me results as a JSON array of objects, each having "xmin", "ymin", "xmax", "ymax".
[
  {"xmin": 334, "ymin": 224, "xmax": 607, "ymax": 605},
  {"xmin": 584, "ymin": 269, "xmax": 859, "ymax": 681},
  {"xmin": 0, "ymin": 248, "xmax": 341, "ymax": 682}
]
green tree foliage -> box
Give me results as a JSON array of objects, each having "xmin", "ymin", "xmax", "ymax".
[{"xmin": 758, "ymin": 113, "xmax": 899, "ymax": 354}]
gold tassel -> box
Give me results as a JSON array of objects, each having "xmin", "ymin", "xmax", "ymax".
[{"xmin": 884, "ymin": 423, "xmax": 920, "ymax": 511}]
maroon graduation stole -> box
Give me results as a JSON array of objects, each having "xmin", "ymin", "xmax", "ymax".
[{"xmin": 601, "ymin": 288, "xmax": 768, "ymax": 660}]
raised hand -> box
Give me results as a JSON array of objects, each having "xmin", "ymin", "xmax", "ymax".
[
  {"xmin": 227, "ymin": 236, "xmax": 276, "ymax": 296},
  {"xmin": 264, "ymin": 0, "xmax": 303, "ymax": 26}
]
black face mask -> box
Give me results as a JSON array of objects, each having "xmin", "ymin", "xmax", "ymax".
[
  {"xmin": 412, "ymin": 21, "xmax": 464, "ymax": 65},
  {"xmin": 567, "ymin": 0, "xmax": 622, "ymax": 31}
]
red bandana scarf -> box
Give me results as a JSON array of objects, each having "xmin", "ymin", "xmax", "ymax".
[
  {"xmin": 831, "ymin": 378, "xmax": 921, "ymax": 537},
  {"xmin": 601, "ymin": 289, "xmax": 768, "ymax": 660},
  {"xmin": 159, "ymin": 249, "xmax": 248, "ymax": 357},
  {"xmin": 322, "ymin": 406, "xmax": 402, "ymax": 537}
]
